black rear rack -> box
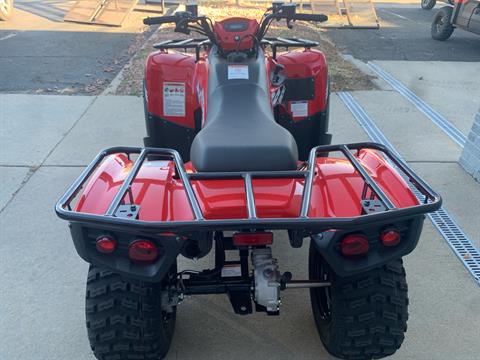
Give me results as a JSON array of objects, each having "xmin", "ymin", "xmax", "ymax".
[
  {"xmin": 56, "ymin": 142, "xmax": 441, "ymax": 235},
  {"xmin": 262, "ymin": 37, "xmax": 318, "ymax": 59}
]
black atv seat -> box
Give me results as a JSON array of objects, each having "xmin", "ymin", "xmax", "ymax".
[{"xmin": 190, "ymin": 51, "xmax": 298, "ymax": 172}]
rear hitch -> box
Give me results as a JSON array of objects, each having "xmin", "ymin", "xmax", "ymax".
[{"xmin": 170, "ymin": 239, "xmax": 330, "ymax": 316}]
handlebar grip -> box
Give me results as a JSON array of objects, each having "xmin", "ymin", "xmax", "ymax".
[
  {"xmin": 293, "ymin": 13, "xmax": 328, "ymax": 23},
  {"xmin": 143, "ymin": 15, "xmax": 177, "ymax": 25}
]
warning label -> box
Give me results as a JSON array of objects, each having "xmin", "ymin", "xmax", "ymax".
[
  {"xmin": 163, "ymin": 82, "xmax": 185, "ymax": 117},
  {"xmin": 228, "ymin": 65, "xmax": 249, "ymax": 80}
]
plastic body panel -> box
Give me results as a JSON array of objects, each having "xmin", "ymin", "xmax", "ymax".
[
  {"xmin": 143, "ymin": 50, "xmax": 206, "ymax": 160},
  {"xmin": 57, "ymin": 143, "xmax": 441, "ymax": 282},
  {"xmin": 213, "ymin": 17, "xmax": 260, "ymax": 51},
  {"xmin": 311, "ymin": 216, "xmax": 425, "ymax": 277},
  {"xmin": 144, "ymin": 50, "xmax": 199, "ymax": 128},
  {"xmin": 275, "ymin": 48, "xmax": 328, "ymax": 120},
  {"xmin": 143, "ymin": 45, "xmax": 330, "ymax": 162},
  {"xmin": 75, "ymin": 150, "xmax": 418, "ymax": 222},
  {"xmin": 66, "ymin": 148, "xmax": 426, "ymax": 281}
]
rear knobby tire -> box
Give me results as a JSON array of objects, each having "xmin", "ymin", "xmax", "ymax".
[
  {"xmin": 431, "ymin": 7, "xmax": 454, "ymax": 41},
  {"xmin": 309, "ymin": 242, "xmax": 408, "ymax": 360},
  {"xmin": 86, "ymin": 264, "xmax": 177, "ymax": 360}
]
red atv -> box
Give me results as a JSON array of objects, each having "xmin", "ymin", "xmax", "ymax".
[{"xmin": 56, "ymin": 3, "xmax": 441, "ymax": 360}]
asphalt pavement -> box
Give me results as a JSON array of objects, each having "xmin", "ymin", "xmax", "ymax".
[
  {"xmin": 327, "ymin": 4, "xmax": 480, "ymax": 61},
  {"xmin": 0, "ymin": 0, "xmax": 162, "ymax": 94}
]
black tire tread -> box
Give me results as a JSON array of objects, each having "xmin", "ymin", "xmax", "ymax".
[
  {"xmin": 310, "ymin": 245, "xmax": 408, "ymax": 360},
  {"xmin": 421, "ymin": 0, "xmax": 436, "ymax": 10},
  {"xmin": 86, "ymin": 266, "xmax": 174, "ymax": 360},
  {"xmin": 431, "ymin": 7, "xmax": 455, "ymax": 41}
]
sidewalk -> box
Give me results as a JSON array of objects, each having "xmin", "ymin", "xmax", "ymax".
[{"xmin": 1, "ymin": 63, "xmax": 479, "ymax": 359}]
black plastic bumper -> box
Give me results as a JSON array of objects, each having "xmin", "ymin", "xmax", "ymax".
[
  {"xmin": 70, "ymin": 223, "xmax": 183, "ymax": 282},
  {"xmin": 311, "ymin": 215, "xmax": 425, "ymax": 277}
]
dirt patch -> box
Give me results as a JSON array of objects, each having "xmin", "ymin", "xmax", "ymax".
[{"xmin": 115, "ymin": 5, "xmax": 375, "ymax": 95}]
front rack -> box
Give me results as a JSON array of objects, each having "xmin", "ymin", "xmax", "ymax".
[
  {"xmin": 56, "ymin": 142, "xmax": 441, "ymax": 234},
  {"xmin": 151, "ymin": 37, "xmax": 318, "ymax": 61},
  {"xmin": 153, "ymin": 38, "xmax": 211, "ymax": 60},
  {"xmin": 262, "ymin": 37, "xmax": 319, "ymax": 59}
]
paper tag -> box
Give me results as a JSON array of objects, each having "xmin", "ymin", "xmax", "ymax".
[
  {"xmin": 163, "ymin": 82, "xmax": 185, "ymax": 117},
  {"xmin": 221, "ymin": 264, "xmax": 242, "ymax": 278},
  {"xmin": 228, "ymin": 65, "xmax": 249, "ymax": 80},
  {"xmin": 290, "ymin": 101, "xmax": 308, "ymax": 118}
]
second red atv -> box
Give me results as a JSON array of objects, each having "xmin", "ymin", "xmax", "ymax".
[{"xmin": 56, "ymin": 3, "xmax": 441, "ymax": 360}]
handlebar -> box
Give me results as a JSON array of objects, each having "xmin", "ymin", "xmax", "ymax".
[
  {"xmin": 143, "ymin": 6, "xmax": 329, "ymax": 51},
  {"xmin": 293, "ymin": 13, "xmax": 328, "ymax": 23},
  {"xmin": 143, "ymin": 15, "xmax": 177, "ymax": 25}
]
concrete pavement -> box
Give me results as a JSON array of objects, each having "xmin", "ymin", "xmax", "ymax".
[
  {"xmin": 355, "ymin": 59, "xmax": 480, "ymax": 248},
  {"xmin": 1, "ymin": 84, "xmax": 479, "ymax": 359},
  {"xmin": 371, "ymin": 61, "xmax": 480, "ymax": 136}
]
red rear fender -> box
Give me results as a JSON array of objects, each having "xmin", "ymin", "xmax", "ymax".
[
  {"xmin": 75, "ymin": 149, "xmax": 417, "ymax": 222},
  {"xmin": 75, "ymin": 154, "xmax": 133, "ymax": 215}
]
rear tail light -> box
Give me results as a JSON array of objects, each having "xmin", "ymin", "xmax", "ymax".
[
  {"xmin": 96, "ymin": 236, "xmax": 117, "ymax": 254},
  {"xmin": 340, "ymin": 234, "xmax": 369, "ymax": 257},
  {"xmin": 380, "ymin": 229, "xmax": 401, "ymax": 247},
  {"xmin": 128, "ymin": 239, "xmax": 158, "ymax": 263},
  {"xmin": 233, "ymin": 232, "xmax": 273, "ymax": 246}
]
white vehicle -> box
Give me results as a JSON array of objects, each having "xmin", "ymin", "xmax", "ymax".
[{"xmin": 0, "ymin": 0, "xmax": 13, "ymax": 20}]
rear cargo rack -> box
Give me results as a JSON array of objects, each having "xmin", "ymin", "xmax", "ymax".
[{"xmin": 56, "ymin": 142, "xmax": 441, "ymax": 234}]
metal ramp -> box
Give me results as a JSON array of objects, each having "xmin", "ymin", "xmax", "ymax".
[
  {"xmin": 342, "ymin": 0, "xmax": 379, "ymax": 28},
  {"xmin": 64, "ymin": 0, "xmax": 140, "ymax": 27},
  {"xmin": 309, "ymin": 0, "xmax": 342, "ymax": 17},
  {"xmin": 309, "ymin": 0, "xmax": 379, "ymax": 28}
]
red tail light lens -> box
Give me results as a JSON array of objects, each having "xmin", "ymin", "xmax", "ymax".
[
  {"xmin": 128, "ymin": 240, "xmax": 158, "ymax": 263},
  {"xmin": 96, "ymin": 236, "xmax": 117, "ymax": 254},
  {"xmin": 340, "ymin": 234, "xmax": 369, "ymax": 257},
  {"xmin": 380, "ymin": 229, "xmax": 401, "ymax": 247},
  {"xmin": 233, "ymin": 232, "xmax": 273, "ymax": 246}
]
